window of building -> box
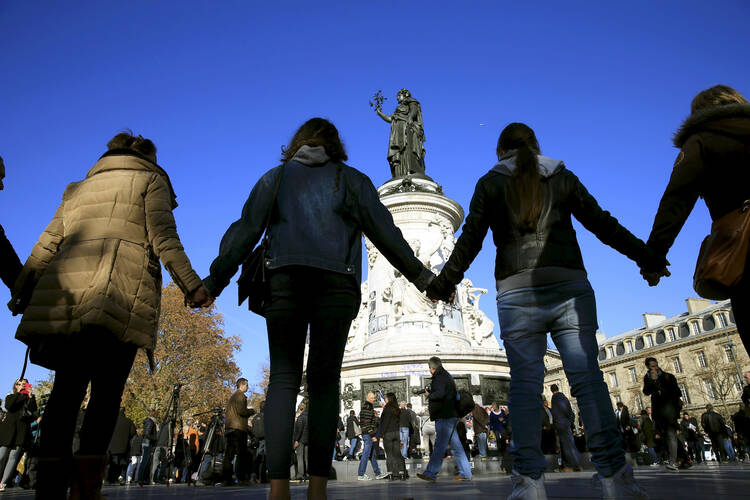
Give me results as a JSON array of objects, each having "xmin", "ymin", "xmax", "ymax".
[
  {"xmin": 690, "ymin": 322, "xmax": 701, "ymax": 335},
  {"xmin": 628, "ymin": 367, "xmax": 637, "ymax": 383},
  {"xmin": 703, "ymin": 379, "xmax": 716, "ymax": 400},
  {"xmin": 626, "ymin": 340, "xmax": 633, "ymax": 353},
  {"xmin": 646, "ymin": 335, "xmax": 654, "ymax": 347},
  {"xmin": 724, "ymin": 344, "xmax": 735, "ymax": 363},
  {"xmin": 673, "ymin": 357, "xmax": 682, "ymax": 374},
  {"xmin": 697, "ymin": 351, "xmax": 707, "ymax": 368},
  {"xmin": 679, "ymin": 383, "xmax": 691, "ymax": 404},
  {"xmin": 667, "ymin": 328, "xmax": 676, "ymax": 341},
  {"xmin": 607, "ymin": 346, "xmax": 614, "ymax": 358},
  {"xmin": 635, "ymin": 393, "xmax": 644, "ymax": 412},
  {"xmin": 718, "ymin": 313, "xmax": 728, "ymax": 328},
  {"xmin": 609, "ymin": 372, "xmax": 618, "ymax": 388}
]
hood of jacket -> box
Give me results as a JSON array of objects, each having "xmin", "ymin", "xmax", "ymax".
[
  {"xmin": 291, "ymin": 145, "xmax": 330, "ymax": 166},
  {"xmin": 91, "ymin": 149, "xmax": 178, "ymax": 208},
  {"xmin": 491, "ymin": 150, "xmax": 565, "ymax": 178},
  {"xmin": 674, "ymin": 103, "xmax": 750, "ymax": 148}
]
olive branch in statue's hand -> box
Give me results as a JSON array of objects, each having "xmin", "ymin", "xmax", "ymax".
[{"xmin": 369, "ymin": 90, "xmax": 387, "ymax": 111}]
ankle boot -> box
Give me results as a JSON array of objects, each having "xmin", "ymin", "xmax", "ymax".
[
  {"xmin": 35, "ymin": 457, "xmax": 70, "ymax": 500},
  {"xmin": 69, "ymin": 455, "xmax": 108, "ymax": 500}
]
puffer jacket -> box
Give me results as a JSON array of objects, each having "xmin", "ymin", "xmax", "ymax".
[{"xmin": 11, "ymin": 150, "xmax": 202, "ymax": 368}]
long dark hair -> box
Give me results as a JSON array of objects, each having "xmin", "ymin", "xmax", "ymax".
[
  {"xmin": 497, "ymin": 123, "xmax": 542, "ymax": 233},
  {"xmin": 385, "ymin": 392, "xmax": 400, "ymax": 417},
  {"xmin": 281, "ymin": 117, "xmax": 347, "ymax": 163}
]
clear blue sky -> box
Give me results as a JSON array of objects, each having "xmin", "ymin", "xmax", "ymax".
[{"xmin": 1, "ymin": 1, "xmax": 749, "ymax": 390}]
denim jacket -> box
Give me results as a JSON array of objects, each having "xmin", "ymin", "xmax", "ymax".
[{"xmin": 205, "ymin": 147, "xmax": 433, "ymax": 297}]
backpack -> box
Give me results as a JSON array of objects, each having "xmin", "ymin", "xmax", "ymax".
[{"xmin": 455, "ymin": 389, "xmax": 475, "ymax": 417}]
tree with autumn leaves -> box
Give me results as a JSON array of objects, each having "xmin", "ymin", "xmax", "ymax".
[{"xmin": 121, "ymin": 283, "xmax": 242, "ymax": 424}]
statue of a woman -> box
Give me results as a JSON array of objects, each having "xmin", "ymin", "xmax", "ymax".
[{"xmin": 374, "ymin": 89, "xmax": 426, "ymax": 178}]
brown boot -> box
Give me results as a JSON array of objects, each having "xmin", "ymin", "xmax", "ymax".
[{"xmin": 69, "ymin": 455, "xmax": 107, "ymax": 500}]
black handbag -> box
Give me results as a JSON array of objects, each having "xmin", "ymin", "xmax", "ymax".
[{"xmin": 237, "ymin": 164, "xmax": 285, "ymax": 316}]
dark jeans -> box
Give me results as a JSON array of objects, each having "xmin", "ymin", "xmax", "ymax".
[
  {"xmin": 383, "ymin": 431, "xmax": 405, "ymax": 475},
  {"xmin": 556, "ymin": 426, "xmax": 582, "ymax": 468},
  {"xmin": 223, "ymin": 430, "xmax": 249, "ymax": 482},
  {"xmin": 263, "ymin": 267, "xmax": 359, "ymax": 480},
  {"xmin": 731, "ymin": 279, "xmax": 749, "ymax": 357},
  {"xmin": 709, "ymin": 433, "xmax": 728, "ymax": 462},
  {"xmin": 38, "ymin": 330, "xmax": 137, "ymax": 461}
]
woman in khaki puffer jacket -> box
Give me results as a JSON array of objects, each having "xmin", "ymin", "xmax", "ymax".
[{"xmin": 9, "ymin": 132, "xmax": 211, "ymax": 500}]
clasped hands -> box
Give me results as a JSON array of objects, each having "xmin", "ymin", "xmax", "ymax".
[{"xmin": 185, "ymin": 284, "xmax": 215, "ymax": 308}]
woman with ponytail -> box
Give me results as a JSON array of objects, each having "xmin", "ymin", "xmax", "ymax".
[{"xmin": 428, "ymin": 123, "xmax": 665, "ymax": 499}]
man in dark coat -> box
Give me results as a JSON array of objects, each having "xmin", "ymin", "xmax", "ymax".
[
  {"xmin": 540, "ymin": 399, "xmax": 556, "ymax": 455},
  {"xmin": 701, "ymin": 404, "xmax": 728, "ymax": 462},
  {"xmin": 680, "ymin": 412, "xmax": 701, "ymax": 463},
  {"xmin": 106, "ymin": 408, "xmax": 135, "ymax": 484},
  {"xmin": 615, "ymin": 402, "xmax": 634, "ymax": 451},
  {"xmin": 0, "ymin": 157, "xmax": 22, "ymax": 291},
  {"xmin": 223, "ymin": 377, "xmax": 254, "ymax": 486},
  {"xmin": 292, "ymin": 405, "xmax": 309, "ymax": 480},
  {"xmin": 643, "ymin": 357, "xmax": 682, "ymax": 470},
  {"xmin": 551, "ymin": 384, "xmax": 582, "ymax": 471},
  {"xmin": 639, "ymin": 409, "xmax": 658, "ymax": 465}
]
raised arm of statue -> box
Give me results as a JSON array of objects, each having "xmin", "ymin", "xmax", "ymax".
[{"xmin": 376, "ymin": 108, "xmax": 393, "ymax": 123}]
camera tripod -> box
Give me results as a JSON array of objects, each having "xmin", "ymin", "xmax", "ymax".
[
  {"xmin": 192, "ymin": 407, "xmax": 225, "ymax": 484},
  {"xmin": 161, "ymin": 383, "xmax": 193, "ymax": 488}
]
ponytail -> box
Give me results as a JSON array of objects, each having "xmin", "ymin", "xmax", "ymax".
[{"xmin": 497, "ymin": 123, "xmax": 542, "ymax": 233}]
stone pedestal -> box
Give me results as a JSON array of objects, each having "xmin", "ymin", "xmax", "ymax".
[{"xmin": 340, "ymin": 175, "xmax": 510, "ymax": 416}]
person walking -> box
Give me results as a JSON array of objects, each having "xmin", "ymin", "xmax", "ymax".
[
  {"xmin": 643, "ymin": 358, "xmax": 682, "ymax": 471},
  {"xmin": 0, "ymin": 156, "xmax": 22, "ymax": 292},
  {"xmin": 344, "ymin": 410, "xmax": 360, "ymax": 461},
  {"xmin": 680, "ymin": 412, "xmax": 701, "ymax": 463},
  {"xmin": 472, "ymin": 403, "xmax": 490, "ymax": 459},
  {"xmin": 701, "ymin": 404, "xmax": 729, "ymax": 463},
  {"xmin": 416, "ymin": 357, "xmax": 472, "ymax": 482},
  {"xmin": 406, "ymin": 403, "xmax": 421, "ymax": 457},
  {"xmin": 421, "ymin": 412, "xmax": 436, "ymax": 456},
  {"xmin": 427, "ymin": 122, "xmax": 660, "ymax": 499},
  {"xmin": 642, "ymin": 85, "xmax": 750, "ymax": 356},
  {"xmin": 0, "ymin": 380, "xmax": 37, "ymax": 492},
  {"xmin": 540, "ymin": 400, "xmax": 556, "ymax": 455},
  {"xmin": 292, "ymin": 404, "xmax": 309, "ymax": 481},
  {"xmin": 8, "ymin": 133, "xmax": 212, "ymax": 500},
  {"xmin": 398, "ymin": 402, "xmax": 411, "ymax": 459},
  {"xmin": 357, "ymin": 392, "xmax": 388, "ymax": 481},
  {"xmin": 136, "ymin": 410, "xmax": 158, "ymax": 485},
  {"xmin": 489, "ymin": 402, "xmax": 509, "ymax": 454},
  {"xmin": 615, "ymin": 402, "xmax": 634, "ymax": 451},
  {"xmin": 150, "ymin": 417, "xmax": 172, "ymax": 483},
  {"xmin": 105, "ymin": 408, "xmax": 135, "ymax": 485},
  {"xmin": 203, "ymin": 118, "xmax": 433, "ymax": 500},
  {"xmin": 378, "ymin": 393, "xmax": 406, "ymax": 480},
  {"xmin": 639, "ymin": 409, "xmax": 659, "ymax": 466},
  {"xmin": 550, "ymin": 385, "xmax": 582, "ymax": 472},
  {"xmin": 125, "ymin": 427, "xmax": 142, "ymax": 484},
  {"xmin": 223, "ymin": 378, "xmax": 254, "ymax": 486},
  {"xmin": 252, "ymin": 401, "xmax": 266, "ymax": 481}
]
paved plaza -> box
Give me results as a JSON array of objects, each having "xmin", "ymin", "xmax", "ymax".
[{"xmin": 0, "ymin": 463, "xmax": 747, "ymax": 499}]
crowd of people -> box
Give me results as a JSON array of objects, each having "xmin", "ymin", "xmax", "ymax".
[{"xmin": 0, "ymin": 84, "xmax": 748, "ymax": 500}]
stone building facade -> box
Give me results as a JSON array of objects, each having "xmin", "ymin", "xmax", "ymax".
[{"xmin": 544, "ymin": 298, "xmax": 748, "ymax": 422}]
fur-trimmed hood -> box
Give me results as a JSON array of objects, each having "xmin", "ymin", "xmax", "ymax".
[
  {"xmin": 491, "ymin": 150, "xmax": 565, "ymax": 178},
  {"xmin": 674, "ymin": 103, "xmax": 750, "ymax": 148}
]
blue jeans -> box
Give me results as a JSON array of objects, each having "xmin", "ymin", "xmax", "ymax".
[
  {"xmin": 347, "ymin": 437, "xmax": 359, "ymax": 456},
  {"xmin": 424, "ymin": 417, "xmax": 472, "ymax": 479},
  {"xmin": 646, "ymin": 446, "xmax": 658, "ymax": 464},
  {"xmin": 497, "ymin": 280, "xmax": 625, "ymax": 479},
  {"xmin": 724, "ymin": 438, "xmax": 736, "ymax": 460},
  {"xmin": 476, "ymin": 432, "xmax": 488, "ymax": 457},
  {"xmin": 136, "ymin": 443, "xmax": 154, "ymax": 482},
  {"xmin": 357, "ymin": 434, "xmax": 381, "ymax": 476},
  {"xmin": 556, "ymin": 426, "xmax": 582, "ymax": 468},
  {"xmin": 400, "ymin": 427, "xmax": 410, "ymax": 458}
]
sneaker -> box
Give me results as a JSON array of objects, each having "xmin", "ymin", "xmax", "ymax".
[
  {"xmin": 508, "ymin": 471, "xmax": 547, "ymax": 500},
  {"xmin": 665, "ymin": 462, "xmax": 679, "ymax": 471},
  {"xmin": 342, "ymin": 456, "xmax": 349, "ymax": 461},
  {"xmin": 416, "ymin": 472, "xmax": 435, "ymax": 482},
  {"xmin": 357, "ymin": 474, "xmax": 372, "ymax": 481},
  {"xmin": 452, "ymin": 476, "xmax": 472, "ymax": 481},
  {"xmin": 595, "ymin": 464, "xmax": 648, "ymax": 500},
  {"xmin": 649, "ymin": 463, "xmax": 660, "ymax": 467},
  {"xmin": 376, "ymin": 472, "xmax": 391, "ymax": 480},
  {"xmin": 0, "ymin": 484, "xmax": 5, "ymax": 492}
]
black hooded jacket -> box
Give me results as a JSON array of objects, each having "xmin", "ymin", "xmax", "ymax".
[{"xmin": 647, "ymin": 103, "xmax": 750, "ymax": 260}]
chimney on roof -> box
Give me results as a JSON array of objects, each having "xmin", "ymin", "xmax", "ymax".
[
  {"xmin": 685, "ymin": 298, "xmax": 712, "ymax": 315},
  {"xmin": 595, "ymin": 332, "xmax": 606, "ymax": 345},
  {"xmin": 643, "ymin": 313, "xmax": 666, "ymax": 328}
]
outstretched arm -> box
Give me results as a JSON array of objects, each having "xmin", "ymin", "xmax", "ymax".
[{"xmin": 375, "ymin": 109, "xmax": 393, "ymax": 123}]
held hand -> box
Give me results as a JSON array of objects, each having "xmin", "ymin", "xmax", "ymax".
[
  {"xmin": 371, "ymin": 436, "xmax": 377, "ymax": 442},
  {"xmin": 640, "ymin": 267, "xmax": 671, "ymax": 287},
  {"xmin": 186, "ymin": 285, "xmax": 214, "ymax": 308}
]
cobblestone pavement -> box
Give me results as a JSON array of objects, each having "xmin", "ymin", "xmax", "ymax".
[{"xmin": 0, "ymin": 462, "xmax": 747, "ymax": 499}]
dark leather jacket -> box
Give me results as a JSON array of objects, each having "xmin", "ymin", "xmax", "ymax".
[
  {"xmin": 428, "ymin": 366, "xmax": 457, "ymax": 421},
  {"xmin": 432, "ymin": 152, "xmax": 659, "ymax": 295},
  {"xmin": 205, "ymin": 150, "xmax": 433, "ymax": 297}
]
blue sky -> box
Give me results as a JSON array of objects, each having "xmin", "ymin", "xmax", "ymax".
[{"xmin": 1, "ymin": 1, "xmax": 749, "ymax": 389}]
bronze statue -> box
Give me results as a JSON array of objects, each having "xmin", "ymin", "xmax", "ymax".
[{"xmin": 372, "ymin": 89, "xmax": 427, "ymax": 178}]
